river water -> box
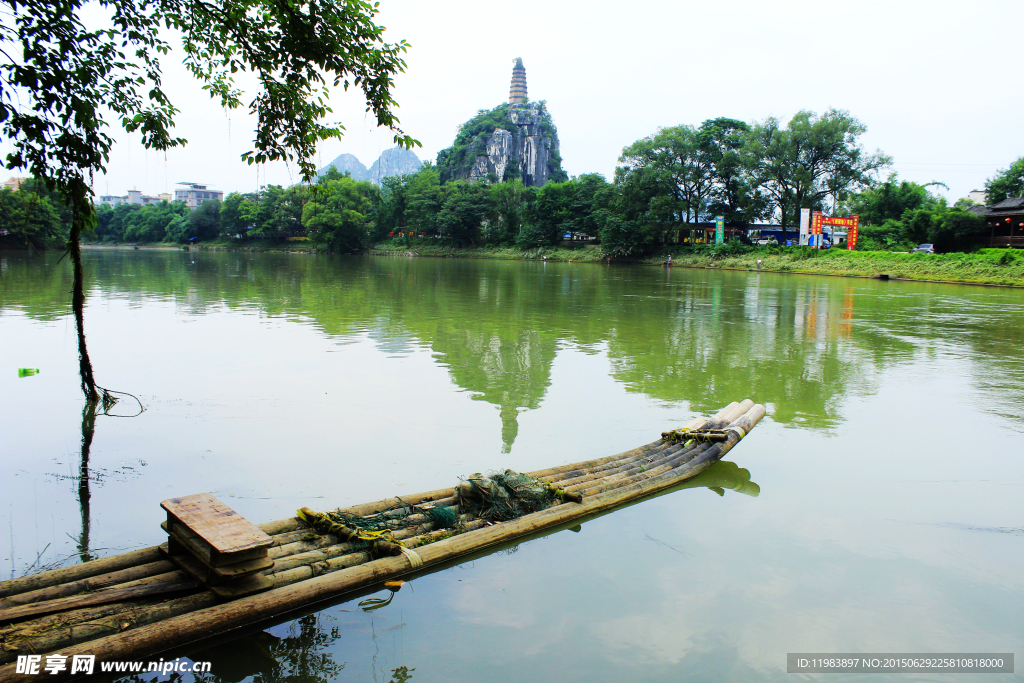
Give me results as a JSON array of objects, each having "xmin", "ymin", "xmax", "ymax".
[{"xmin": 1, "ymin": 248, "xmax": 1022, "ymax": 682}]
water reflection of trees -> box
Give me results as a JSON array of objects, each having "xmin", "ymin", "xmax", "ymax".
[
  {"xmin": 5, "ymin": 250, "xmax": 1024, "ymax": 444},
  {"xmin": 186, "ymin": 614, "xmax": 346, "ymax": 683}
]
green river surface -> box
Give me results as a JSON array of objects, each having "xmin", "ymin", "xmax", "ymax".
[{"xmin": 1, "ymin": 248, "xmax": 1022, "ymax": 682}]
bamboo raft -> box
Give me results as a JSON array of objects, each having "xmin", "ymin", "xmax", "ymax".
[{"xmin": 0, "ymin": 399, "xmax": 765, "ymax": 680}]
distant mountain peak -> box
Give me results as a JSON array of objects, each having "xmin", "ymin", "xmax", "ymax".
[
  {"xmin": 368, "ymin": 147, "xmax": 422, "ymax": 184},
  {"xmin": 319, "ymin": 153, "xmax": 369, "ymax": 181},
  {"xmin": 319, "ymin": 147, "xmax": 422, "ymax": 185}
]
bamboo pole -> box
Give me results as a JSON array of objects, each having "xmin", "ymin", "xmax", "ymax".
[
  {"xmin": 523, "ymin": 403, "xmax": 739, "ymax": 479},
  {"xmin": 536, "ymin": 402, "xmax": 749, "ymax": 488},
  {"xmin": 563, "ymin": 400, "xmax": 754, "ymax": 492},
  {"xmin": 576, "ymin": 405, "xmax": 761, "ymax": 496},
  {"xmin": 0, "ymin": 561, "xmax": 175, "ymax": 609},
  {"xmin": 0, "ymin": 548, "xmax": 165, "ymax": 600},
  {"xmin": 0, "ymin": 581, "xmax": 199, "ymax": 622}
]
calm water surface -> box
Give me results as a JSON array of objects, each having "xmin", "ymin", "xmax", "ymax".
[{"xmin": 1, "ymin": 249, "xmax": 1022, "ymax": 682}]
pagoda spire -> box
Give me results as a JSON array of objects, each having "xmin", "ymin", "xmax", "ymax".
[{"xmin": 509, "ymin": 57, "xmax": 527, "ymax": 105}]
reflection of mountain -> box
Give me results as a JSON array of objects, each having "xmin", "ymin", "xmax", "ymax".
[{"xmin": 6, "ymin": 250, "xmax": 1024, "ymax": 444}]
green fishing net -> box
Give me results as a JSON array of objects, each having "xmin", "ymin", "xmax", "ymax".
[{"xmin": 455, "ymin": 469, "xmax": 557, "ymax": 521}]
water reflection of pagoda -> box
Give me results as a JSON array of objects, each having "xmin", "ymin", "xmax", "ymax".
[{"xmin": 440, "ymin": 327, "xmax": 556, "ymax": 454}]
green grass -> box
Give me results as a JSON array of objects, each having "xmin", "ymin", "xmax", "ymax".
[{"xmin": 660, "ymin": 247, "xmax": 1024, "ymax": 286}]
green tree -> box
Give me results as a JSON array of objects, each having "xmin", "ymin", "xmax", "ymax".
[
  {"xmin": 1, "ymin": 0, "xmax": 416, "ymax": 401},
  {"xmin": 744, "ymin": 109, "xmax": 890, "ymax": 243},
  {"xmin": 101, "ymin": 204, "xmax": 142, "ymax": 242},
  {"xmin": 120, "ymin": 201, "xmax": 187, "ymax": 242},
  {"xmin": 220, "ymin": 192, "xmax": 251, "ymax": 235},
  {"xmin": 840, "ymin": 174, "xmax": 939, "ymax": 226},
  {"xmin": 403, "ymin": 163, "xmax": 442, "ymax": 237},
  {"xmin": 303, "ymin": 176, "xmax": 377, "ymax": 252},
  {"xmin": 527, "ymin": 180, "xmax": 573, "ymax": 246},
  {"xmin": 0, "ymin": 187, "xmax": 64, "ymax": 248},
  {"xmin": 618, "ymin": 125, "xmax": 716, "ymax": 229},
  {"xmin": 17, "ymin": 177, "xmax": 74, "ymax": 232},
  {"xmin": 930, "ymin": 210, "xmax": 986, "ymax": 252},
  {"xmin": 611, "ymin": 161, "xmax": 675, "ymax": 251},
  {"xmin": 437, "ymin": 182, "xmax": 494, "ymax": 247},
  {"xmin": 245, "ymin": 186, "xmax": 304, "ymax": 240},
  {"xmin": 489, "ymin": 179, "xmax": 528, "ymax": 245},
  {"xmin": 564, "ymin": 173, "xmax": 610, "ymax": 239},
  {"xmin": 374, "ymin": 175, "xmax": 408, "ymax": 238},
  {"xmin": 94, "ymin": 204, "xmax": 115, "ymax": 241},
  {"xmin": 165, "ymin": 214, "xmax": 190, "ymax": 243},
  {"xmin": 985, "ymin": 157, "xmax": 1024, "ymax": 204},
  {"xmin": 188, "ymin": 199, "xmax": 222, "ymax": 241},
  {"xmin": 699, "ymin": 118, "xmax": 761, "ymax": 226}
]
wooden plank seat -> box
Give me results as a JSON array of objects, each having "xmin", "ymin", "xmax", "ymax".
[{"xmin": 159, "ymin": 493, "xmax": 275, "ymax": 598}]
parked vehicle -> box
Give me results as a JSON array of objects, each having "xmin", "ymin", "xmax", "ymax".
[
  {"xmin": 911, "ymin": 244, "xmax": 936, "ymax": 254},
  {"xmin": 754, "ymin": 237, "xmax": 778, "ymax": 246}
]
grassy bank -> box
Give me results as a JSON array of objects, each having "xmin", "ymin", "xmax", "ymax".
[
  {"xmin": 665, "ymin": 248, "xmax": 1024, "ymax": 286},
  {"xmin": 372, "ymin": 242, "xmax": 1024, "ymax": 287}
]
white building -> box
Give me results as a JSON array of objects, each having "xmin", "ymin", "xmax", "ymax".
[
  {"xmin": 967, "ymin": 189, "xmax": 987, "ymax": 205},
  {"xmin": 98, "ymin": 189, "xmax": 172, "ymax": 207},
  {"xmin": 174, "ymin": 182, "xmax": 223, "ymax": 210}
]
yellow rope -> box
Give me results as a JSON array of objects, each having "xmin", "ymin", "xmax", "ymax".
[{"xmin": 399, "ymin": 546, "xmax": 424, "ymax": 569}]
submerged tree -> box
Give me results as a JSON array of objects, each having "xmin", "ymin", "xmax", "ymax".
[{"xmin": 1, "ymin": 0, "xmax": 417, "ymax": 402}]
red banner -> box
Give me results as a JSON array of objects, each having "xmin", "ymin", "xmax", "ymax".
[{"xmin": 846, "ymin": 215, "xmax": 859, "ymax": 250}]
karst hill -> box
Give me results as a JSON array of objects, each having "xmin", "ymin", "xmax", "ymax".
[{"xmin": 436, "ymin": 58, "xmax": 567, "ymax": 187}]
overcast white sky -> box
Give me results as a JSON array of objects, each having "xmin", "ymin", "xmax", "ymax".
[{"xmin": 81, "ymin": 0, "xmax": 1023, "ymax": 202}]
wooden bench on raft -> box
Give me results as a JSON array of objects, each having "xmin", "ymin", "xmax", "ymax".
[{"xmin": 160, "ymin": 493, "xmax": 275, "ymax": 598}]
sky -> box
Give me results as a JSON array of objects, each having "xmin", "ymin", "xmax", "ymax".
[{"xmin": 64, "ymin": 0, "xmax": 1024, "ymax": 202}]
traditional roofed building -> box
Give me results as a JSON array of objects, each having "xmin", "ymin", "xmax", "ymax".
[{"xmin": 970, "ymin": 197, "xmax": 1024, "ymax": 248}]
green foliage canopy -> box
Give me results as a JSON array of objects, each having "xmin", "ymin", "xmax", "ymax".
[
  {"xmin": 985, "ymin": 157, "xmax": 1024, "ymax": 205},
  {"xmin": 302, "ymin": 176, "xmax": 377, "ymax": 252}
]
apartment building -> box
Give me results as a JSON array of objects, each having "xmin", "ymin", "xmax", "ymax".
[
  {"xmin": 174, "ymin": 182, "xmax": 223, "ymax": 210},
  {"xmin": 98, "ymin": 189, "xmax": 173, "ymax": 207}
]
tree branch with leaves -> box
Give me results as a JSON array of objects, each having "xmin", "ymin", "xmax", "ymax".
[{"xmin": 1, "ymin": 0, "xmax": 418, "ymax": 402}]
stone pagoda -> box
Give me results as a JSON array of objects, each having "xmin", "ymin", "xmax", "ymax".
[{"xmin": 509, "ymin": 58, "xmax": 528, "ymax": 104}]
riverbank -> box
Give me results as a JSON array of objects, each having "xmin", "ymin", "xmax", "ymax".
[{"xmin": 371, "ymin": 243, "xmax": 1024, "ymax": 287}]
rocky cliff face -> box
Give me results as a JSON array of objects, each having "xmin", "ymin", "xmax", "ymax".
[
  {"xmin": 368, "ymin": 146, "xmax": 423, "ymax": 184},
  {"xmin": 437, "ymin": 102, "xmax": 567, "ymax": 187},
  {"xmin": 319, "ymin": 153, "xmax": 369, "ymax": 181},
  {"xmin": 319, "ymin": 147, "xmax": 423, "ymax": 185}
]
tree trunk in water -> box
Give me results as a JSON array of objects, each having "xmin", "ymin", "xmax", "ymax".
[
  {"xmin": 77, "ymin": 400, "xmax": 97, "ymax": 564},
  {"xmin": 69, "ymin": 235, "xmax": 98, "ymax": 402},
  {"xmin": 67, "ymin": 187, "xmax": 99, "ymax": 403}
]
